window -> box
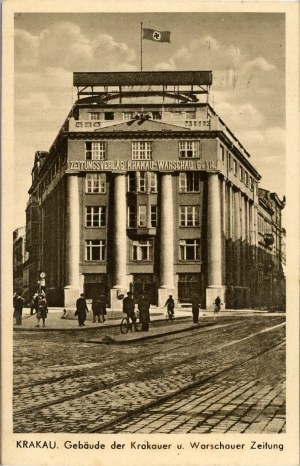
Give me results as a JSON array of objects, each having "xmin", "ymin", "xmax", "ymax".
[
  {"xmin": 249, "ymin": 177, "xmax": 254, "ymax": 191},
  {"xmin": 85, "ymin": 142, "xmax": 106, "ymax": 160},
  {"xmin": 132, "ymin": 142, "xmax": 152, "ymax": 160},
  {"xmin": 240, "ymin": 166, "xmax": 244, "ymax": 182},
  {"xmin": 137, "ymin": 172, "xmax": 147, "ymax": 192},
  {"xmin": 220, "ymin": 145, "xmax": 225, "ymax": 163},
  {"xmin": 179, "ymin": 206, "xmax": 199, "ymax": 226},
  {"xmin": 180, "ymin": 239, "xmax": 200, "ymax": 260},
  {"xmin": 138, "ymin": 205, "xmax": 147, "ymax": 227},
  {"xmin": 179, "ymin": 172, "xmax": 200, "ymax": 192},
  {"xmin": 89, "ymin": 112, "xmax": 101, "ymax": 120},
  {"xmin": 104, "ymin": 112, "xmax": 114, "ymax": 120},
  {"xmin": 151, "ymin": 205, "xmax": 158, "ymax": 227},
  {"xmin": 127, "ymin": 205, "xmax": 135, "ymax": 228},
  {"xmin": 233, "ymin": 160, "xmax": 238, "ymax": 176},
  {"xmin": 86, "ymin": 173, "xmax": 106, "ymax": 193},
  {"xmin": 85, "ymin": 240, "xmax": 106, "ymax": 261},
  {"xmin": 245, "ymin": 171, "xmax": 249, "ymax": 187},
  {"xmin": 227, "ymin": 153, "xmax": 232, "ymax": 171},
  {"xmin": 132, "ymin": 240, "xmax": 153, "ymax": 261},
  {"xmin": 149, "ymin": 172, "xmax": 158, "ymax": 192},
  {"xmin": 179, "ymin": 141, "xmax": 199, "ymax": 158},
  {"xmin": 85, "ymin": 206, "xmax": 106, "ymax": 227},
  {"xmin": 128, "ymin": 173, "xmax": 135, "ymax": 192}
]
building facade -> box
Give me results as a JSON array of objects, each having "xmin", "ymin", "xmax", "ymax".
[
  {"xmin": 13, "ymin": 227, "xmax": 29, "ymax": 300},
  {"xmin": 25, "ymin": 71, "xmax": 285, "ymax": 309}
]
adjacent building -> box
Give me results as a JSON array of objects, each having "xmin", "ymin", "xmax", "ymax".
[
  {"xmin": 24, "ymin": 71, "xmax": 286, "ymax": 310},
  {"xmin": 13, "ymin": 227, "xmax": 28, "ymax": 301}
]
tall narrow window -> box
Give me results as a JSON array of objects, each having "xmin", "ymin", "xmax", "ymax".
[
  {"xmin": 138, "ymin": 205, "xmax": 147, "ymax": 227},
  {"xmin": 132, "ymin": 142, "xmax": 152, "ymax": 160},
  {"xmin": 233, "ymin": 160, "xmax": 237, "ymax": 176},
  {"xmin": 127, "ymin": 173, "xmax": 135, "ymax": 192},
  {"xmin": 220, "ymin": 145, "xmax": 225, "ymax": 163},
  {"xmin": 240, "ymin": 166, "xmax": 244, "ymax": 182},
  {"xmin": 85, "ymin": 206, "xmax": 106, "ymax": 227},
  {"xmin": 227, "ymin": 152, "xmax": 232, "ymax": 171},
  {"xmin": 150, "ymin": 205, "xmax": 158, "ymax": 227},
  {"xmin": 149, "ymin": 172, "xmax": 158, "ymax": 192},
  {"xmin": 85, "ymin": 142, "xmax": 106, "ymax": 160},
  {"xmin": 85, "ymin": 173, "xmax": 106, "ymax": 193},
  {"xmin": 127, "ymin": 205, "xmax": 136, "ymax": 228},
  {"xmin": 85, "ymin": 240, "xmax": 106, "ymax": 261},
  {"xmin": 137, "ymin": 172, "xmax": 147, "ymax": 192}
]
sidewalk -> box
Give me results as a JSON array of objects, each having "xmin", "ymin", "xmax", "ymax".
[{"xmin": 14, "ymin": 307, "xmax": 280, "ymax": 333}]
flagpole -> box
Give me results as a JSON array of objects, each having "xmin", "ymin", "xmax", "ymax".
[{"xmin": 140, "ymin": 22, "xmax": 143, "ymax": 71}]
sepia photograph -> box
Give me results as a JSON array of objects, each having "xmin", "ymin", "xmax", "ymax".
[{"xmin": 2, "ymin": 2, "xmax": 299, "ymax": 466}]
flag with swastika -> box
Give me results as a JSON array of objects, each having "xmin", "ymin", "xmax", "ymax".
[{"xmin": 142, "ymin": 28, "xmax": 171, "ymax": 43}]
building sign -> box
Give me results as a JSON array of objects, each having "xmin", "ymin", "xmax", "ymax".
[{"xmin": 67, "ymin": 160, "xmax": 217, "ymax": 172}]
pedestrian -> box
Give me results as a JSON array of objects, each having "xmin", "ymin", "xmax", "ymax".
[
  {"xmin": 99, "ymin": 295, "xmax": 107, "ymax": 323},
  {"xmin": 91, "ymin": 297, "xmax": 101, "ymax": 323},
  {"xmin": 192, "ymin": 295, "xmax": 200, "ymax": 323},
  {"xmin": 75, "ymin": 293, "xmax": 89, "ymax": 327},
  {"xmin": 138, "ymin": 294, "xmax": 150, "ymax": 331},
  {"xmin": 30, "ymin": 292, "xmax": 39, "ymax": 315},
  {"xmin": 214, "ymin": 295, "xmax": 222, "ymax": 319},
  {"xmin": 122, "ymin": 291, "xmax": 137, "ymax": 331},
  {"xmin": 165, "ymin": 295, "xmax": 175, "ymax": 319},
  {"xmin": 13, "ymin": 291, "xmax": 24, "ymax": 326},
  {"xmin": 36, "ymin": 294, "xmax": 48, "ymax": 327}
]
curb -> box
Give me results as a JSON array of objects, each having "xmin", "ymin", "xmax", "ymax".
[{"xmin": 83, "ymin": 321, "xmax": 216, "ymax": 344}]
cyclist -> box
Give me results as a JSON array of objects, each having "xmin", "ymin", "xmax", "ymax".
[
  {"xmin": 165, "ymin": 295, "xmax": 175, "ymax": 320},
  {"xmin": 122, "ymin": 292, "xmax": 138, "ymax": 331}
]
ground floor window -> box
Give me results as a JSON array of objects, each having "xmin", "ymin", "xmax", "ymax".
[{"xmin": 85, "ymin": 240, "xmax": 106, "ymax": 261}]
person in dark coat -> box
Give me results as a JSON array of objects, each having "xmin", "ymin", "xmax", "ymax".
[
  {"xmin": 192, "ymin": 296, "xmax": 200, "ymax": 323},
  {"xmin": 165, "ymin": 295, "xmax": 175, "ymax": 319},
  {"xmin": 36, "ymin": 294, "xmax": 48, "ymax": 327},
  {"xmin": 30, "ymin": 293, "xmax": 39, "ymax": 315},
  {"xmin": 14, "ymin": 291, "xmax": 24, "ymax": 326},
  {"xmin": 92, "ymin": 297, "xmax": 101, "ymax": 323},
  {"xmin": 214, "ymin": 295, "xmax": 222, "ymax": 319},
  {"xmin": 99, "ymin": 295, "xmax": 107, "ymax": 323},
  {"xmin": 138, "ymin": 295, "xmax": 150, "ymax": 331},
  {"xmin": 75, "ymin": 293, "xmax": 89, "ymax": 326},
  {"xmin": 122, "ymin": 292, "xmax": 137, "ymax": 331}
]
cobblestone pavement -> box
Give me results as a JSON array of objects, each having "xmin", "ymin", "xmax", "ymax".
[{"xmin": 13, "ymin": 315, "xmax": 285, "ymax": 433}]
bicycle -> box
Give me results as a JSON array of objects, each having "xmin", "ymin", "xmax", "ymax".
[{"xmin": 120, "ymin": 312, "xmax": 142, "ymax": 334}]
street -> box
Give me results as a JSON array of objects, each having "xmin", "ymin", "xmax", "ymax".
[{"xmin": 13, "ymin": 314, "xmax": 285, "ymax": 434}]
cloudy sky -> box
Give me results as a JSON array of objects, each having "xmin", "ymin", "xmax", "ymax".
[{"xmin": 14, "ymin": 13, "xmax": 285, "ymax": 230}]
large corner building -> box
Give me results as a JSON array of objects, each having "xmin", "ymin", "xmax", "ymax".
[{"xmin": 25, "ymin": 71, "xmax": 285, "ymax": 310}]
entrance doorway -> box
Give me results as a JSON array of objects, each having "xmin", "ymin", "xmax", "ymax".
[
  {"xmin": 132, "ymin": 274, "xmax": 157, "ymax": 305},
  {"xmin": 178, "ymin": 273, "xmax": 203, "ymax": 304}
]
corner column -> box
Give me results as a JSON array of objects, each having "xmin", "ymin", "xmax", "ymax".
[
  {"xmin": 206, "ymin": 173, "xmax": 225, "ymax": 309},
  {"xmin": 158, "ymin": 173, "xmax": 174, "ymax": 307},
  {"xmin": 110, "ymin": 173, "xmax": 127, "ymax": 309},
  {"xmin": 64, "ymin": 175, "xmax": 81, "ymax": 308}
]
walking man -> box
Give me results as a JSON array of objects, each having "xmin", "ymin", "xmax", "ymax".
[
  {"xmin": 14, "ymin": 291, "xmax": 24, "ymax": 326},
  {"xmin": 75, "ymin": 293, "xmax": 89, "ymax": 327},
  {"xmin": 165, "ymin": 295, "xmax": 175, "ymax": 320},
  {"xmin": 122, "ymin": 292, "xmax": 137, "ymax": 331},
  {"xmin": 192, "ymin": 295, "xmax": 200, "ymax": 323}
]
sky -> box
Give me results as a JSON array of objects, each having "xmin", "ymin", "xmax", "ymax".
[{"xmin": 14, "ymin": 13, "xmax": 285, "ymax": 230}]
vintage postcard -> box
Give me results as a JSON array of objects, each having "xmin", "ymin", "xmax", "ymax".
[{"xmin": 1, "ymin": 1, "xmax": 299, "ymax": 465}]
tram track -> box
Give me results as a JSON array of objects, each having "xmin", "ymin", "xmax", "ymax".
[
  {"xmin": 88, "ymin": 340, "xmax": 285, "ymax": 433},
  {"xmin": 14, "ymin": 317, "xmax": 283, "ymax": 391},
  {"xmin": 14, "ymin": 320, "xmax": 285, "ymax": 419}
]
